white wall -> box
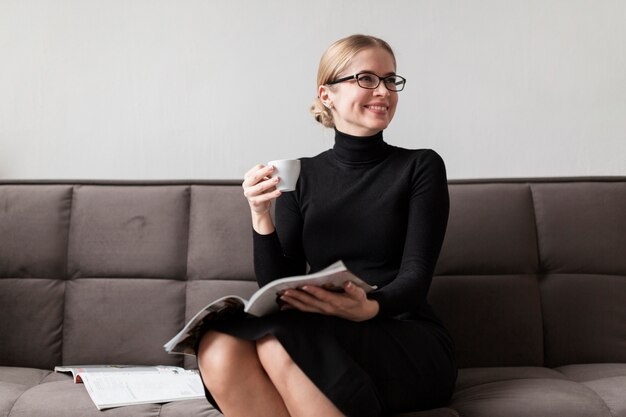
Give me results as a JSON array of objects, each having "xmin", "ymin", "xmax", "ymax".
[{"xmin": 1, "ymin": 0, "xmax": 625, "ymax": 180}]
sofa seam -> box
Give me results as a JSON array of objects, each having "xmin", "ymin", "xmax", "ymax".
[
  {"xmin": 36, "ymin": 370, "xmax": 52, "ymax": 385},
  {"xmin": 550, "ymin": 368, "xmax": 618, "ymax": 417},
  {"xmin": 454, "ymin": 375, "xmax": 617, "ymax": 417},
  {"xmin": 528, "ymin": 184, "xmax": 544, "ymax": 275},
  {"xmin": 182, "ymin": 185, "xmax": 192, "ymax": 369},
  {"xmin": 60, "ymin": 185, "xmax": 76, "ymax": 367},
  {"xmin": 453, "ymin": 375, "xmax": 567, "ymax": 393},
  {"xmin": 184, "ymin": 185, "xmax": 192, "ymax": 281},
  {"xmin": 528, "ymin": 184, "xmax": 548, "ymax": 368},
  {"xmin": 5, "ymin": 384, "xmax": 33, "ymax": 417},
  {"xmin": 64, "ymin": 185, "xmax": 75, "ymax": 280}
]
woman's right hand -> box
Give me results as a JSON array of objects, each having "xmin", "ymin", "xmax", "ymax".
[{"xmin": 242, "ymin": 164, "xmax": 282, "ymax": 216}]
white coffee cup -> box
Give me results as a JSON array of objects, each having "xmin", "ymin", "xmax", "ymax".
[{"xmin": 268, "ymin": 159, "xmax": 301, "ymax": 192}]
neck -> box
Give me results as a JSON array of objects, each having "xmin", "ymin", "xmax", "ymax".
[{"xmin": 332, "ymin": 128, "xmax": 390, "ymax": 165}]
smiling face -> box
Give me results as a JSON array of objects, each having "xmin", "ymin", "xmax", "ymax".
[{"xmin": 319, "ymin": 47, "xmax": 398, "ymax": 137}]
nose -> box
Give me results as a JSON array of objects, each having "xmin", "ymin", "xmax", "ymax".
[{"xmin": 373, "ymin": 81, "xmax": 390, "ymax": 97}]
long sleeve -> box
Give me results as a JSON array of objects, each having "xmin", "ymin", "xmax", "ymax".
[
  {"xmin": 368, "ymin": 150, "xmax": 450, "ymax": 317},
  {"xmin": 253, "ymin": 190, "xmax": 307, "ymax": 287}
]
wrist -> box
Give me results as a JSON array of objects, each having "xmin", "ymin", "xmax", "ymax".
[
  {"xmin": 357, "ymin": 299, "xmax": 379, "ymax": 321},
  {"xmin": 251, "ymin": 211, "xmax": 275, "ymax": 235},
  {"xmin": 367, "ymin": 299, "xmax": 380, "ymax": 318}
]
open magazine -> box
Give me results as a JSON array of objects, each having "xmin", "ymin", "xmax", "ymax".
[
  {"xmin": 54, "ymin": 365, "xmax": 204, "ymax": 410},
  {"xmin": 164, "ymin": 260, "xmax": 377, "ymax": 356}
]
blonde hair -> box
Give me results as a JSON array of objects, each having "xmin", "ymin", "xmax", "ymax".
[{"xmin": 310, "ymin": 34, "xmax": 396, "ymax": 128}]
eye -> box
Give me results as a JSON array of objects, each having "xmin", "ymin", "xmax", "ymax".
[
  {"xmin": 384, "ymin": 76, "xmax": 400, "ymax": 85},
  {"xmin": 358, "ymin": 74, "xmax": 375, "ymax": 83}
]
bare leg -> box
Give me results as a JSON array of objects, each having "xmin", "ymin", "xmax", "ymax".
[
  {"xmin": 197, "ymin": 331, "xmax": 290, "ymax": 417},
  {"xmin": 256, "ymin": 335, "xmax": 346, "ymax": 417}
]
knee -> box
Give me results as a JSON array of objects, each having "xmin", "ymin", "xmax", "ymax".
[
  {"xmin": 197, "ymin": 331, "xmax": 254, "ymax": 388},
  {"xmin": 256, "ymin": 335, "xmax": 295, "ymax": 382}
]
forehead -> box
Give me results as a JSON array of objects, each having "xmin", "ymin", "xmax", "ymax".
[{"xmin": 343, "ymin": 47, "xmax": 396, "ymax": 75}]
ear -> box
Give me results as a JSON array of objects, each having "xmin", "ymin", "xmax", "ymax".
[{"xmin": 318, "ymin": 85, "xmax": 333, "ymax": 109}]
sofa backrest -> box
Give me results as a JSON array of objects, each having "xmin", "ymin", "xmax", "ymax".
[
  {"xmin": 1, "ymin": 179, "xmax": 625, "ymax": 370},
  {"xmin": 430, "ymin": 180, "xmax": 626, "ymax": 368}
]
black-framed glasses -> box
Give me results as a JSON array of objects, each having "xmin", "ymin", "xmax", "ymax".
[{"xmin": 326, "ymin": 72, "xmax": 406, "ymax": 92}]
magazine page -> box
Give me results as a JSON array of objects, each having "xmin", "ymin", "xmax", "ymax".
[
  {"xmin": 163, "ymin": 295, "xmax": 247, "ymax": 355},
  {"xmin": 244, "ymin": 260, "xmax": 377, "ymax": 317},
  {"xmin": 54, "ymin": 365, "xmax": 172, "ymax": 383},
  {"xmin": 78, "ymin": 368, "xmax": 204, "ymax": 410}
]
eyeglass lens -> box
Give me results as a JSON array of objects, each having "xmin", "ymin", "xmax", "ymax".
[{"xmin": 356, "ymin": 73, "xmax": 405, "ymax": 91}]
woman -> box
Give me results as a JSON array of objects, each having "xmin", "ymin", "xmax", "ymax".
[{"xmin": 197, "ymin": 34, "xmax": 457, "ymax": 417}]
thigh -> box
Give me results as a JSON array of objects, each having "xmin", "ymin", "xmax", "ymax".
[
  {"xmin": 261, "ymin": 312, "xmax": 457, "ymax": 413},
  {"xmin": 341, "ymin": 319, "xmax": 457, "ymax": 412}
]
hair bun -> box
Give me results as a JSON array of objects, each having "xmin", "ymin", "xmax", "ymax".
[{"xmin": 310, "ymin": 98, "xmax": 334, "ymax": 128}]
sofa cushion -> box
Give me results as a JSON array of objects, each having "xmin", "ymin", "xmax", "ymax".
[
  {"xmin": 435, "ymin": 184, "xmax": 539, "ymax": 275},
  {"xmin": 0, "ymin": 185, "xmax": 72, "ymax": 278},
  {"xmin": 8, "ymin": 380, "xmax": 162, "ymax": 417},
  {"xmin": 0, "ymin": 368, "xmax": 61, "ymax": 417},
  {"xmin": 0, "ymin": 280, "xmax": 64, "ymax": 368},
  {"xmin": 0, "ymin": 367, "xmax": 62, "ymax": 388},
  {"xmin": 451, "ymin": 367, "xmax": 613, "ymax": 417},
  {"xmin": 556, "ymin": 364, "xmax": 626, "ymax": 417},
  {"xmin": 67, "ymin": 185, "xmax": 190, "ymax": 279},
  {"xmin": 428, "ymin": 274, "xmax": 543, "ymax": 368},
  {"xmin": 9, "ymin": 381, "xmax": 219, "ymax": 417},
  {"xmin": 0, "ymin": 368, "xmax": 219, "ymax": 417},
  {"xmin": 454, "ymin": 366, "xmax": 567, "ymax": 391},
  {"xmin": 395, "ymin": 408, "xmax": 460, "ymax": 417},
  {"xmin": 556, "ymin": 363, "xmax": 626, "ymax": 381},
  {"xmin": 532, "ymin": 182, "xmax": 626, "ymax": 275},
  {"xmin": 158, "ymin": 399, "xmax": 221, "ymax": 417},
  {"xmin": 62, "ymin": 279, "xmax": 185, "ymax": 366},
  {"xmin": 541, "ymin": 274, "xmax": 626, "ymax": 367},
  {"xmin": 187, "ymin": 185, "xmax": 255, "ymax": 281},
  {"xmin": 0, "ymin": 382, "xmax": 25, "ymax": 417}
]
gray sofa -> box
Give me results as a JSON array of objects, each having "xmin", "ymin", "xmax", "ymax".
[{"xmin": 1, "ymin": 178, "xmax": 625, "ymax": 417}]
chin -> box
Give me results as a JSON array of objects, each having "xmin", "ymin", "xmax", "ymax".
[{"xmin": 367, "ymin": 120, "xmax": 391, "ymax": 132}]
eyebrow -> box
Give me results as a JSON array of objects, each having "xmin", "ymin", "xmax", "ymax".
[{"xmin": 359, "ymin": 70, "xmax": 397, "ymax": 76}]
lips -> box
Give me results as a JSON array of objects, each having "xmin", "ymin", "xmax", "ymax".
[{"xmin": 364, "ymin": 104, "xmax": 389, "ymax": 114}]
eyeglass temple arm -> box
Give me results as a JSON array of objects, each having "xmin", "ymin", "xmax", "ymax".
[{"xmin": 325, "ymin": 75, "xmax": 358, "ymax": 86}]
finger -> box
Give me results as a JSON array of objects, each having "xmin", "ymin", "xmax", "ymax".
[
  {"xmin": 242, "ymin": 165, "xmax": 266, "ymax": 187},
  {"xmin": 283, "ymin": 289, "xmax": 332, "ymax": 311},
  {"xmin": 300, "ymin": 285, "xmax": 345, "ymax": 303},
  {"xmin": 243, "ymin": 165, "xmax": 275, "ymax": 188},
  {"xmin": 342, "ymin": 281, "xmax": 366, "ymax": 300},
  {"xmin": 280, "ymin": 294, "xmax": 324, "ymax": 314},
  {"xmin": 244, "ymin": 164, "xmax": 265, "ymax": 178},
  {"xmin": 245, "ymin": 176, "xmax": 280, "ymax": 198},
  {"xmin": 243, "ymin": 163, "xmax": 273, "ymax": 179},
  {"xmin": 248, "ymin": 190, "xmax": 282, "ymax": 207}
]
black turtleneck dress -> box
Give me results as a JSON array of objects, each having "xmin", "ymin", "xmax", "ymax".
[{"xmin": 201, "ymin": 129, "xmax": 457, "ymax": 416}]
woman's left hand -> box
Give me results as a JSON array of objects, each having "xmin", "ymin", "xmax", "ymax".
[{"xmin": 279, "ymin": 281, "xmax": 380, "ymax": 322}]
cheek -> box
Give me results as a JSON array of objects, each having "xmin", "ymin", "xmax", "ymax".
[
  {"xmin": 350, "ymin": 90, "xmax": 371, "ymax": 107},
  {"xmin": 389, "ymin": 96, "xmax": 399, "ymax": 115}
]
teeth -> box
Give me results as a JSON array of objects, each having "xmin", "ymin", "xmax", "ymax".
[{"xmin": 367, "ymin": 105, "xmax": 387, "ymax": 111}]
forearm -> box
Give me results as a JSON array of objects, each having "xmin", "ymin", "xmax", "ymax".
[
  {"xmin": 252, "ymin": 211, "xmax": 275, "ymax": 235},
  {"xmin": 253, "ymin": 194, "xmax": 306, "ymax": 286}
]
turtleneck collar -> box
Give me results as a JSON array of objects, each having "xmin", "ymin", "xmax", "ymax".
[{"xmin": 332, "ymin": 128, "xmax": 390, "ymax": 166}]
